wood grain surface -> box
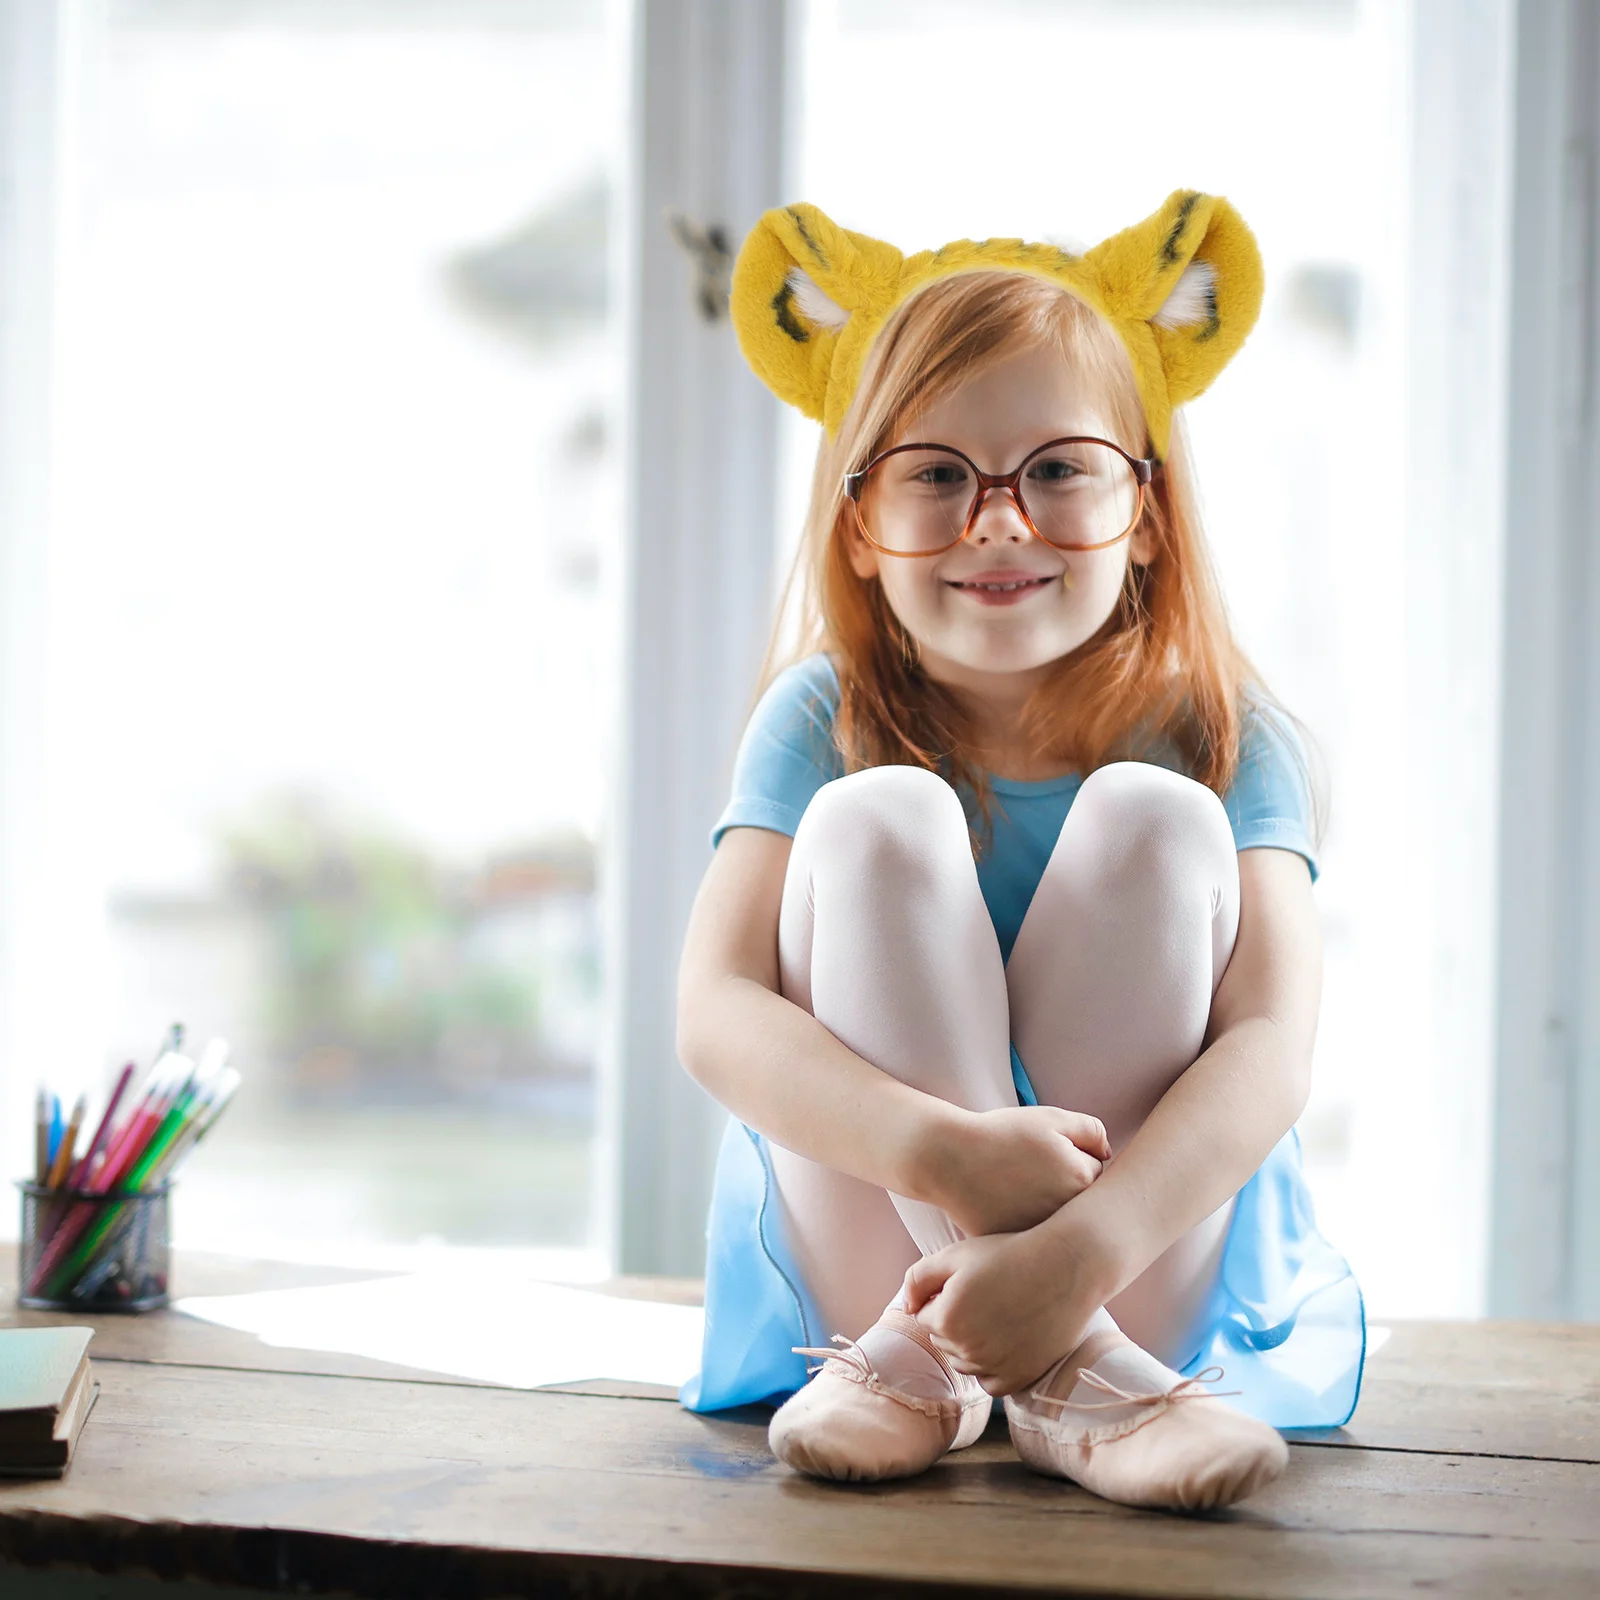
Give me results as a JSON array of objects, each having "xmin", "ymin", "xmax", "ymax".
[{"xmin": 0, "ymin": 1248, "xmax": 1596, "ymax": 1598}]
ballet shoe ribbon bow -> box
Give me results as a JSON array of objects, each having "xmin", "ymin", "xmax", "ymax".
[
  {"xmin": 795, "ymin": 1308, "xmax": 958, "ymax": 1381},
  {"xmin": 789, "ymin": 1326, "xmax": 968, "ymax": 1423},
  {"xmin": 1027, "ymin": 1363, "xmax": 1241, "ymax": 1416},
  {"xmin": 793, "ymin": 1334, "xmax": 874, "ymax": 1380}
]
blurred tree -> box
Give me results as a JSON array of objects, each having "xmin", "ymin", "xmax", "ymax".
[{"xmin": 219, "ymin": 796, "xmax": 577, "ymax": 1098}]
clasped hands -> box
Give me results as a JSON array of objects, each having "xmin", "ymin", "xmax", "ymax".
[{"xmin": 901, "ymin": 1104, "xmax": 1122, "ymax": 1398}]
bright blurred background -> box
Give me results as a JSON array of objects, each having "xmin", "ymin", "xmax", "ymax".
[
  {"xmin": 37, "ymin": 0, "xmax": 625, "ymax": 1272},
  {"xmin": 0, "ymin": 0, "xmax": 1594, "ymax": 1322}
]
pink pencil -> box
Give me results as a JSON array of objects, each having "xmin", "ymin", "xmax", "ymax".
[
  {"xmin": 68, "ymin": 1062, "xmax": 135, "ymax": 1189},
  {"xmin": 90, "ymin": 1059, "xmax": 179, "ymax": 1195}
]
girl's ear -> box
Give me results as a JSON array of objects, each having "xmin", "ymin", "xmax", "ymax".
[
  {"xmin": 846, "ymin": 522, "xmax": 880, "ymax": 580},
  {"xmin": 1081, "ymin": 191, "xmax": 1264, "ymax": 456},
  {"xmin": 731, "ymin": 204, "xmax": 904, "ymax": 424},
  {"xmin": 1129, "ymin": 509, "xmax": 1160, "ymax": 567}
]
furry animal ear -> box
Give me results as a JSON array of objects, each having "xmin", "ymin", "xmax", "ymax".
[
  {"xmin": 730, "ymin": 204, "xmax": 903, "ymax": 424},
  {"xmin": 1080, "ymin": 190, "xmax": 1264, "ymax": 449}
]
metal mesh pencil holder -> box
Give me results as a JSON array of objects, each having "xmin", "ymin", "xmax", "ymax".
[{"xmin": 17, "ymin": 1180, "xmax": 172, "ymax": 1312}]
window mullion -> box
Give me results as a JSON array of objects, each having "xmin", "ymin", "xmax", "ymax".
[{"xmin": 604, "ymin": 0, "xmax": 790, "ymax": 1275}]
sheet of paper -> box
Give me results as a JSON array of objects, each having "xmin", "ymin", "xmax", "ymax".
[{"xmin": 176, "ymin": 1273, "xmax": 705, "ymax": 1390}]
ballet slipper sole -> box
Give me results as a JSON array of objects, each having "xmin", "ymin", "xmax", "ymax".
[{"xmin": 1005, "ymin": 1395, "xmax": 1289, "ymax": 1513}]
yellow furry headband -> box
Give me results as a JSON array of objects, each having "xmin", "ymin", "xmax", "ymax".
[{"xmin": 729, "ymin": 191, "xmax": 1263, "ymax": 462}]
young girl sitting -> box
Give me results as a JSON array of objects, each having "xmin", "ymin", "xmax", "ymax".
[{"xmin": 675, "ymin": 192, "xmax": 1365, "ymax": 1514}]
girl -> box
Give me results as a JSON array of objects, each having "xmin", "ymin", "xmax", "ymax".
[{"xmin": 675, "ymin": 192, "xmax": 1365, "ymax": 1514}]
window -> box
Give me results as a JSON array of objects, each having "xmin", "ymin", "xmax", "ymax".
[{"xmin": 40, "ymin": 0, "xmax": 625, "ymax": 1269}]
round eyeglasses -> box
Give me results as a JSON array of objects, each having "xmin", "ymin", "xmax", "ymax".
[{"xmin": 844, "ymin": 437, "xmax": 1157, "ymax": 558}]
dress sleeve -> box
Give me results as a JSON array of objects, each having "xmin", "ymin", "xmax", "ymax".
[
  {"xmin": 711, "ymin": 656, "xmax": 845, "ymax": 848},
  {"xmin": 1223, "ymin": 701, "xmax": 1321, "ymax": 882}
]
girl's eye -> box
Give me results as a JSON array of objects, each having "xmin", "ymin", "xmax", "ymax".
[
  {"xmin": 1027, "ymin": 456, "xmax": 1084, "ymax": 484},
  {"xmin": 909, "ymin": 462, "xmax": 970, "ymax": 491}
]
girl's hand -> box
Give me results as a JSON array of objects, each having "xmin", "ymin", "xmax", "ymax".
[
  {"xmin": 919, "ymin": 1105, "xmax": 1109, "ymax": 1238},
  {"xmin": 902, "ymin": 1218, "xmax": 1117, "ymax": 1396}
]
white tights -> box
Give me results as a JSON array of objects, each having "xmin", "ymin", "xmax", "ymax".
[{"xmin": 768, "ymin": 761, "xmax": 1241, "ymax": 1370}]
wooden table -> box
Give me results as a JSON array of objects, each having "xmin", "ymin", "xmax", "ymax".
[{"xmin": 1, "ymin": 1248, "xmax": 1597, "ymax": 1598}]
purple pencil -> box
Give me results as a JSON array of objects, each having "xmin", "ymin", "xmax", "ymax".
[{"xmin": 69, "ymin": 1062, "xmax": 135, "ymax": 1189}]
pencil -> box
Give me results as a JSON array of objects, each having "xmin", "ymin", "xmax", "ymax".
[
  {"xmin": 70, "ymin": 1062, "xmax": 135, "ymax": 1188},
  {"xmin": 33, "ymin": 1090, "xmax": 49, "ymax": 1186},
  {"xmin": 149, "ymin": 1067, "xmax": 240, "ymax": 1182},
  {"xmin": 94, "ymin": 1057, "xmax": 182, "ymax": 1193},
  {"xmin": 46, "ymin": 1095, "xmax": 87, "ymax": 1189}
]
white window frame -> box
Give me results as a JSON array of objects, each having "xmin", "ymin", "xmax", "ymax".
[
  {"xmin": 1490, "ymin": 0, "xmax": 1600, "ymax": 1319},
  {"xmin": 602, "ymin": 0, "xmax": 791, "ymax": 1274}
]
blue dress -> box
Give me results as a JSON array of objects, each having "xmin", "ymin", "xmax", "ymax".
[{"xmin": 680, "ymin": 656, "xmax": 1365, "ymax": 1429}]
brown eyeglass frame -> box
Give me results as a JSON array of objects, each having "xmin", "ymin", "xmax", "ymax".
[{"xmin": 844, "ymin": 436, "xmax": 1159, "ymax": 557}]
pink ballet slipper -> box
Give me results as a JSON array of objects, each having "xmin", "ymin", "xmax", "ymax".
[
  {"xmin": 1005, "ymin": 1341, "xmax": 1288, "ymax": 1513},
  {"xmin": 768, "ymin": 1307, "xmax": 991, "ymax": 1483}
]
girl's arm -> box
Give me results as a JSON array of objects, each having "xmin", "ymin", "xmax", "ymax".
[
  {"xmin": 677, "ymin": 826, "xmax": 1108, "ymax": 1238},
  {"xmin": 905, "ymin": 846, "xmax": 1321, "ymax": 1390}
]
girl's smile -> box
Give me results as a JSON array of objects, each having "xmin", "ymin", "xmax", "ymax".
[{"xmin": 943, "ymin": 567, "xmax": 1063, "ymax": 604}]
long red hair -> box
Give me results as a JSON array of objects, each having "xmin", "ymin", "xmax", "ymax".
[{"xmin": 763, "ymin": 269, "xmax": 1322, "ymax": 836}]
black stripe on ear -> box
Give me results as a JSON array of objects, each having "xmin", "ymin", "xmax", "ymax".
[
  {"xmin": 785, "ymin": 207, "xmax": 830, "ymax": 270},
  {"xmin": 772, "ymin": 279, "xmax": 809, "ymax": 343},
  {"xmin": 1160, "ymin": 192, "xmax": 1201, "ymax": 267}
]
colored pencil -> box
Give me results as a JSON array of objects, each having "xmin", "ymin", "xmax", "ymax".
[
  {"xmin": 46, "ymin": 1095, "xmax": 87, "ymax": 1189},
  {"xmin": 149, "ymin": 1068, "xmax": 240, "ymax": 1182},
  {"xmin": 69, "ymin": 1062, "xmax": 135, "ymax": 1188},
  {"xmin": 33, "ymin": 1091, "xmax": 49, "ymax": 1186},
  {"xmin": 92, "ymin": 1056, "xmax": 184, "ymax": 1194}
]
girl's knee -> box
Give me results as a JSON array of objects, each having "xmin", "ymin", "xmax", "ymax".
[
  {"xmin": 1072, "ymin": 761, "xmax": 1235, "ymax": 877},
  {"xmin": 795, "ymin": 765, "xmax": 969, "ymax": 878}
]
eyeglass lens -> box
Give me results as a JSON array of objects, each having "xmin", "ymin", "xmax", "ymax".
[{"xmin": 856, "ymin": 442, "xmax": 1140, "ymax": 554}]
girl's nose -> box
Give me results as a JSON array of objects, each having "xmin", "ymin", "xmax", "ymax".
[{"xmin": 968, "ymin": 487, "xmax": 1031, "ymax": 545}]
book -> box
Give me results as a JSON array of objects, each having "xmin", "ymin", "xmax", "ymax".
[{"xmin": 0, "ymin": 1327, "xmax": 99, "ymax": 1477}]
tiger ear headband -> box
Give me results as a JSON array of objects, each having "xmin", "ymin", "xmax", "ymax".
[{"xmin": 729, "ymin": 190, "xmax": 1263, "ymax": 463}]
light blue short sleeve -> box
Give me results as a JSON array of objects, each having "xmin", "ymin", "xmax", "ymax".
[
  {"xmin": 711, "ymin": 656, "xmax": 845, "ymax": 848},
  {"xmin": 1225, "ymin": 701, "xmax": 1320, "ymax": 882}
]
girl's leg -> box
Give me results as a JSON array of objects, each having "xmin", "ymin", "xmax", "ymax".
[
  {"xmin": 1005, "ymin": 760, "xmax": 1241, "ymax": 1366},
  {"xmin": 763, "ymin": 766, "xmax": 1014, "ymax": 1480},
  {"xmin": 767, "ymin": 764, "xmax": 1018, "ymax": 1338},
  {"xmin": 1002, "ymin": 761, "xmax": 1286, "ymax": 1511}
]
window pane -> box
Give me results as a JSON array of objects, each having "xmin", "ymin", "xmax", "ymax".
[{"xmin": 52, "ymin": 0, "xmax": 622, "ymax": 1268}]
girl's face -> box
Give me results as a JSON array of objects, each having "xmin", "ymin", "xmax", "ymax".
[{"xmin": 847, "ymin": 344, "xmax": 1156, "ymax": 691}]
